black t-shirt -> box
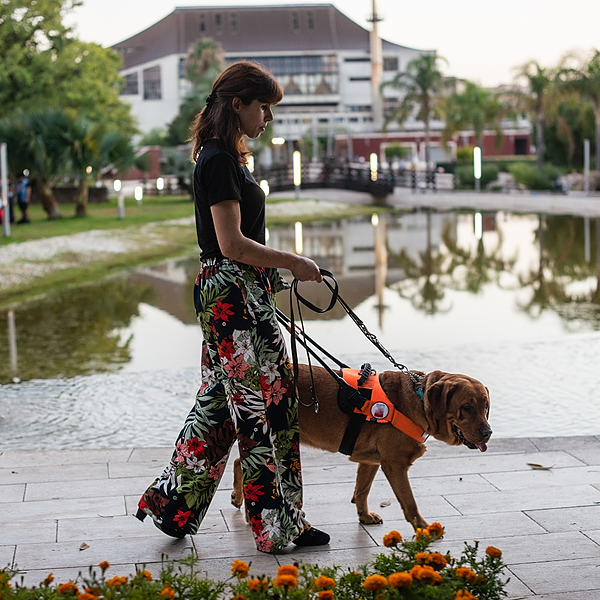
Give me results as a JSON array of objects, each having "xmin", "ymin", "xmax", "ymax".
[{"xmin": 194, "ymin": 139, "xmax": 266, "ymax": 261}]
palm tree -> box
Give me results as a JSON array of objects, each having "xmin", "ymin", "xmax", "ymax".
[
  {"xmin": 563, "ymin": 50, "xmax": 600, "ymax": 171},
  {"xmin": 443, "ymin": 81, "xmax": 506, "ymax": 158},
  {"xmin": 513, "ymin": 61, "xmax": 557, "ymax": 169},
  {"xmin": 0, "ymin": 108, "xmax": 71, "ymax": 219},
  {"xmin": 381, "ymin": 53, "xmax": 449, "ymax": 165}
]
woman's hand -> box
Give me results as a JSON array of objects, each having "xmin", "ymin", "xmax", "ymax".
[{"xmin": 290, "ymin": 255, "xmax": 322, "ymax": 283}]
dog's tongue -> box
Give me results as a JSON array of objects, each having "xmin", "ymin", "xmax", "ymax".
[{"xmin": 476, "ymin": 442, "xmax": 488, "ymax": 452}]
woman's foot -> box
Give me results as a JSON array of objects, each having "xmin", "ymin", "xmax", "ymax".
[{"xmin": 292, "ymin": 526, "xmax": 330, "ymax": 546}]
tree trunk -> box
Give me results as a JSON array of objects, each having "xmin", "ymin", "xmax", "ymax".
[
  {"xmin": 39, "ymin": 182, "xmax": 61, "ymax": 220},
  {"xmin": 536, "ymin": 113, "xmax": 544, "ymax": 170},
  {"xmin": 75, "ymin": 179, "xmax": 88, "ymax": 217},
  {"xmin": 424, "ymin": 118, "xmax": 431, "ymax": 166},
  {"xmin": 595, "ymin": 105, "xmax": 600, "ymax": 172}
]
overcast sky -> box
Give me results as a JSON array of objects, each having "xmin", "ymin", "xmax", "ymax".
[{"xmin": 65, "ymin": 0, "xmax": 600, "ymax": 87}]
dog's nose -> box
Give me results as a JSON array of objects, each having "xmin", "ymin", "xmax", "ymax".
[{"xmin": 480, "ymin": 427, "xmax": 493, "ymax": 442}]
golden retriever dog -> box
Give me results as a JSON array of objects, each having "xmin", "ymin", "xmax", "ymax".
[{"xmin": 232, "ymin": 364, "xmax": 492, "ymax": 530}]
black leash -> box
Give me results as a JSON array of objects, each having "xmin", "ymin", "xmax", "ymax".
[{"xmin": 283, "ymin": 268, "xmax": 423, "ymax": 411}]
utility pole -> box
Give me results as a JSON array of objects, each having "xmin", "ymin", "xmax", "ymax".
[{"xmin": 368, "ymin": 0, "xmax": 384, "ymax": 131}]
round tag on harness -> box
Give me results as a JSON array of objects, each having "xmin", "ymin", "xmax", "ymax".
[{"xmin": 370, "ymin": 402, "xmax": 389, "ymax": 419}]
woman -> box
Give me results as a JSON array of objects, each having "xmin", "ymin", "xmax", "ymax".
[{"xmin": 136, "ymin": 61, "xmax": 329, "ymax": 553}]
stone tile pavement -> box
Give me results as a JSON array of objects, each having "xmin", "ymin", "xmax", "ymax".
[{"xmin": 1, "ymin": 436, "xmax": 600, "ymax": 599}]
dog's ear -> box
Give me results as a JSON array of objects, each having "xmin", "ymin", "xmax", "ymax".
[{"xmin": 424, "ymin": 372, "xmax": 455, "ymax": 420}]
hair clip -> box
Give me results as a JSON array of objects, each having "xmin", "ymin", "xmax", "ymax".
[{"xmin": 205, "ymin": 93, "xmax": 216, "ymax": 107}]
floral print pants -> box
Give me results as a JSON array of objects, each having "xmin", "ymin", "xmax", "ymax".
[{"xmin": 137, "ymin": 259, "xmax": 308, "ymax": 552}]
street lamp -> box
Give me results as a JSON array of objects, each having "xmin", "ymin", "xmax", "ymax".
[
  {"xmin": 156, "ymin": 177, "xmax": 164, "ymax": 193},
  {"xmin": 293, "ymin": 150, "xmax": 301, "ymax": 199},
  {"xmin": 370, "ymin": 153, "xmax": 378, "ymax": 182},
  {"xmin": 473, "ymin": 146, "xmax": 482, "ymax": 192},
  {"xmin": 135, "ymin": 185, "xmax": 143, "ymax": 205}
]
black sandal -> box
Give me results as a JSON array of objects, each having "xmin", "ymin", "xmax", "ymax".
[{"xmin": 292, "ymin": 527, "xmax": 330, "ymax": 546}]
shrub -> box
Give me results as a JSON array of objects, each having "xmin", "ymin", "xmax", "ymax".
[
  {"xmin": 508, "ymin": 162, "xmax": 563, "ymax": 190},
  {"xmin": 0, "ymin": 523, "xmax": 508, "ymax": 600},
  {"xmin": 455, "ymin": 164, "xmax": 499, "ymax": 189}
]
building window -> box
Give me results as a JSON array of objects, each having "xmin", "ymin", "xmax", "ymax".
[
  {"xmin": 344, "ymin": 57, "xmax": 370, "ymax": 62},
  {"xmin": 350, "ymin": 77, "xmax": 371, "ymax": 82},
  {"xmin": 199, "ymin": 14, "xmax": 206, "ymax": 32},
  {"xmin": 230, "ymin": 12, "xmax": 238, "ymax": 32},
  {"xmin": 178, "ymin": 57, "xmax": 186, "ymax": 79},
  {"xmin": 121, "ymin": 72, "xmax": 139, "ymax": 95},
  {"xmin": 291, "ymin": 11, "xmax": 300, "ymax": 31},
  {"xmin": 143, "ymin": 66, "xmax": 161, "ymax": 100},
  {"xmin": 215, "ymin": 13, "xmax": 222, "ymax": 33},
  {"xmin": 307, "ymin": 11, "xmax": 315, "ymax": 29},
  {"xmin": 383, "ymin": 57, "xmax": 399, "ymax": 71}
]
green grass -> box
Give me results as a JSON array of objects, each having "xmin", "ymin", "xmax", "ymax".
[{"xmin": 1, "ymin": 195, "xmax": 195, "ymax": 246}]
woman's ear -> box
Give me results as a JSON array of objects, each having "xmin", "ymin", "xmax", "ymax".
[{"xmin": 232, "ymin": 97, "xmax": 242, "ymax": 113}]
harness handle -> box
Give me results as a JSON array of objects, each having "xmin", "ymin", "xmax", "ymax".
[{"xmin": 290, "ymin": 269, "xmax": 338, "ymax": 314}]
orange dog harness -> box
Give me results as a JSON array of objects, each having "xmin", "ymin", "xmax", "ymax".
[{"xmin": 341, "ymin": 369, "xmax": 426, "ymax": 443}]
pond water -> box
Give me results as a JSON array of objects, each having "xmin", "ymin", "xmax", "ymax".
[{"xmin": 1, "ymin": 209, "xmax": 600, "ymax": 449}]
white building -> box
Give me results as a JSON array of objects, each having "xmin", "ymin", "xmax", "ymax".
[{"xmin": 112, "ymin": 4, "xmax": 431, "ymax": 140}]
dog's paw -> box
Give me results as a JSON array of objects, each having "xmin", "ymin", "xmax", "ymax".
[
  {"xmin": 230, "ymin": 490, "xmax": 243, "ymax": 509},
  {"xmin": 359, "ymin": 512, "xmax": 383, "ymax": 525}
]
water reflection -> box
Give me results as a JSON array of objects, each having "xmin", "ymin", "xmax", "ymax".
[
  {"xmin": 0, "ymin": 280, "xmax": 154, "ymax": 383},
  {"xmin": 1, "ymin": 210, "xmax": 599, "ymax": 385}
]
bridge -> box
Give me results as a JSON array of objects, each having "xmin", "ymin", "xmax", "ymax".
[{"xmin": 254, "ymin": 162, "xmax": 454, "ymax": 197}]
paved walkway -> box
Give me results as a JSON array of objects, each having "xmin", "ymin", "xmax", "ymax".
[
  {"xmin": 270, "ymin": 188, "xmax": 600, "ymax": 217},
  {"xmin": 2, "ymin": 436, "xmax": 600, "ymax": 598}
]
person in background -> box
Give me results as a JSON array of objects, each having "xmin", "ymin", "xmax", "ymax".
[
  {"xmin": 136, "ymin": 61, "xmax": 330, "ymax": 553},
  {"xmin": 15, "ymin": 171, "xmax": 31, "ymax": 224}
]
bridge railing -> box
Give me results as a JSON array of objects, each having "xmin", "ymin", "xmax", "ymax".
[{"xmin": 254, "ymin": 162, "xmax": 454, "ymax": 196}]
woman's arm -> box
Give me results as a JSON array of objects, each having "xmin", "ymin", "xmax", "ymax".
[{"xmin": 211, "ymin": 199, "xmax": 322, "ymax": 282}]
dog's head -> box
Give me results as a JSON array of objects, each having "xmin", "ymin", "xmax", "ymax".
[{"xmin": 422, "ymin": 370, "xmax": 492, "ymax": 452}]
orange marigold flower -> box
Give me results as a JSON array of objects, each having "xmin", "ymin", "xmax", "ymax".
[
  {"xmin": 77, "ymin": 593, "xmax": 98, "ymax": 600},
  {"xmin": 106, "ymin": 577, "xmax": 127, "ymax": 587},
  {"xmin": 42, "ymin": 574, "xmax": 55, "ymax": 586},
  {"xmin": 232, "ymin": 595, "xmax": 245, "ymax": 600},
  {"xmin": 58, "ymin": 582, "xmax": 79, "ymax": 596},
  {"xmin": 388, "ymin": 572, "xmax": 413, "ymax": 589},
  {"xmin": 409, "ymin": 565, "xmax": 442, "ymax": 585},
  {"xmin": 415, "ymin": 552, "xmax": 429, "ymax": 564},
  {"xmin": 362, "ymin": 575, "xmax": 388, "ymax": 591},
  {"xmin": 382, "ymin": 530, "xmax": 402, "ymax": 547},
  {"xmin": 247, "ymin": 579, "xmax": 261, "ymax": 591},
  {"xmin": 426, "ymin": 522, "xmax": 445, "ymax": 539},
  {"xmin": 160, "ymin": 586, "xmax": 176, "ymax": 600},
  {"xmin": 485, "ymin": 546, "xmax": 502, "ymax": 559},
  {"xmin": 314, "ymin": 576, "xmax": 336, "ymax": 589},
  {"xmin": 99, "ymin": 561, "xmax": 110, "ymax": 571},
  {"xmin": 455, "ymin": 567, "xmax": 477, "ymax": 583},
  {"xmin": 415, "ymin": 527, "xmax": 431, "ymax": 542},
  {"xmin": 231, "ymin": 560, "xmax": 250, "ymax": 578},
  {"xmin": 273, "ymin": 575, "xmax": 297, "ymax": 589},
  {"xmin": 84, "ymin": 588, "xmax": 101, "ymax": 597},
  {"xmin": 318, "ymin": 591, "xmax": 334, "ymax": 600},
  {"xmin": 277, "ymin": 565, "xmax": 298, "ymax": 577},
  {"xmin": 454, "ymin": 590, "xmax": 478, "ymax": 600},
  {"xmin": 415, "ymin": 552, "xmax": 448, "ymax": 570}
]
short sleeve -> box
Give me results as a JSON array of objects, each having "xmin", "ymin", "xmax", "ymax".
[{"xmin": 200, "ymin": 152, "xmax": 243, "ymax": 206}]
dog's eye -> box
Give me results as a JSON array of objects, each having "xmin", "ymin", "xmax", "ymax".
[{"xmin": 461, "ymin": 405, "xmax": 474, "ymax": 415}]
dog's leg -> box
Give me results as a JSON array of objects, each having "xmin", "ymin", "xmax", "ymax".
[
  {"xmin": 231, "ymin": 457, "xmax": 244, "ymax": 509},
  {"xmin": 380, "ymin": 461, "xmax": 428, "ymax": 530},
  {"xmin": 351, "ymin": 463, "xmax": 383, "ymax": 524}
]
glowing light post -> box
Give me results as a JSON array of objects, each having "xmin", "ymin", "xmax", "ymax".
[
  {"xmin": 473, "ymin": 146, "xmax": 482, "ymax": 192},
  {"xmin": 1, "ymin": 142, "xmax": 9, "ymax": 237},
  {"xmin": 370, "ymin": 152, "xmax": 378, "ymax": 182},
  {"xmin": 294, "ymin": 221, "xmax": 303, "ymax": 254},
  {"xmin": 135, "ymin": 185, "xmax": 143, "ymax": 205},
  {"xmin": 156, "ymin": 177, "xmax": 164, "ymax": 195},
  {"xmin": 293, "ymin": 150, "xmax": 301, "ymax": 199},
  {"xmin": 372, "ymin": 212, "xmax": 387, "ymax": 328},
  {"xmin": 114, "ymin": 179, "xmax": 125, "ymax": 219}
]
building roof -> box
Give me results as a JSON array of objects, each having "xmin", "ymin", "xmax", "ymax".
[{"xmin": 112, "ymin": 4, "xmax": 424, "ymax": 70}]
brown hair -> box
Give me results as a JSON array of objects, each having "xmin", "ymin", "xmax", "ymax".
[{"xmin": 190, "ymin": 61, "xmax": 283, "ymax": 164}]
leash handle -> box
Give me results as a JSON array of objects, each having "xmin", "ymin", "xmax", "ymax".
[{"xmin": 290, "ymin": 269, "xmax": 338, "ymax": 314}]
